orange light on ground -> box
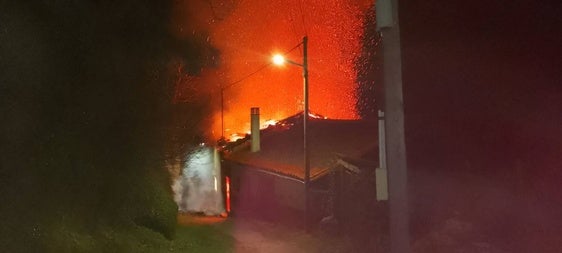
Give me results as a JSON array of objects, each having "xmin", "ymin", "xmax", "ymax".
[
  {"xmin": 177, "ymin": 213, "xmax": 227, "ymax": 225},
  {"xmin": 225, "ymin": 176, "xmax": 231, "ymax": 213}
]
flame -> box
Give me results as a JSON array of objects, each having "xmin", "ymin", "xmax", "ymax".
[
  {"xmin": 172, "ymin": 0, "xmax": 372, "ymax": 140},
  {"xmin": 309, "ymin": 112, "xmax": 327, "ymax": 119},
  {"xmin": 229, "ymin": 133, "xmax": 247, "ymax": 142},
  {"xmin": 262, "ymin": 119, "xmax": 279, "ymax": 128},
  {"xmin": 225, "ymin": 119, "xmax": 280, "ymax": 141}
]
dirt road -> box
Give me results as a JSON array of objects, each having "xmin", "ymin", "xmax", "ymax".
[{"xmin": 177, "ymin": 214, "xmax": 356, "ymax": 253}]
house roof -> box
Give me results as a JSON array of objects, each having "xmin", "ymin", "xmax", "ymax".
[{"xmin": 223, "ymin": 112, "xmax": 378, "ymax": 181}]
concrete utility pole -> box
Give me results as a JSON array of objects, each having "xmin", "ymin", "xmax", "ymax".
[{"xmin": 377, "ymin": 0, "xmax": 411, "ymax": 252}]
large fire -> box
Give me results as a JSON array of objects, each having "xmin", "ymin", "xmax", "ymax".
[{"xmin": 172, "ymin": 0, "xmax": 372, "ymax": 140}]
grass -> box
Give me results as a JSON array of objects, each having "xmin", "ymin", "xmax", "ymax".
[
  {"xmin": 84, "ymin": 222, "xmax": 235, "ymax": 253},
  {"xmin": 168, "ymin": 222, "xmax": 234, "ymax": 252},
  {"xmin": 178, "ymin": 215, "xmax": 371, "ymax": 253},
  {"xmin": 0, "ymin": 216, "xmax": 234, "ymax": 253}
]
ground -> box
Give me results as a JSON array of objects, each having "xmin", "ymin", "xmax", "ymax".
[
  {"xmin": 175, "ymin": 166, "xmax": 561, "ymax": 253},
  {"xmin": 177, "ymin": 214, "xmax": 360, "ymax": 253},
  {"xmin": 409, "ymin": 167, "xmax": 562, "ymax": 253}
]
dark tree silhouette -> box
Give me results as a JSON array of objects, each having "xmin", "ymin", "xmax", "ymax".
[
  {"xmin": 355, "ymin": 5, "xmax": 383, "ymax": 119},
  {"xmin": 0, "ymin": 1, "xmax": 218, "ymax": 250}
]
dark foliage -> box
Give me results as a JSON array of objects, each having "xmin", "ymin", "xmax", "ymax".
[
  {"xmin": 0, "ymin": 0, "xmax": 216, "ymax": 250},
  {"xmin": 355, "ymin": 5, "xmax": 383, "ymax": 119}
]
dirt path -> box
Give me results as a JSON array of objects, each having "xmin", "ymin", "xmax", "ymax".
[
  {"xmin": 177, "ymin": 214, "xmax": 355, "ymax": 253},
  {"xmin": 228, "ymin": 218, "xmax": 310, "ymax": 253},
  {"xmin": 410, "ymin": 169, "xmax": 562, "ymax": 253}
]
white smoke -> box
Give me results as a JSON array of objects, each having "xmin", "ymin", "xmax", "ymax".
[{"xmin": 172, "ymin": 146, "xmax": 224, "ymax": 215}]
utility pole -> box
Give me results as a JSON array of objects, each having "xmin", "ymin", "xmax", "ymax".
[
  {"xmin": 302, "ymin": 36, "xmax": 310, "ymax": 231},
  {"xmin": 221, "ymin": 88, "xmax": 225, "ymax": 140},
  {"xmin": 271, "ymin": 36, "xmax": 309, "ymax": 230},
  {"xmin": 377, "ymin": 0, "xmax": 411, "ymax": 252}
]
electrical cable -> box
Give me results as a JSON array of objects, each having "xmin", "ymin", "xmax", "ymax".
[{"xmin": 221, "ymin": 42, "xmax": 303, "ymax": 90}]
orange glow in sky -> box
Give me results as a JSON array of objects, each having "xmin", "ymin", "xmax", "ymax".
[{"xmin": 172, "ymin": 0, "xmax": 372, "ymax": 139}]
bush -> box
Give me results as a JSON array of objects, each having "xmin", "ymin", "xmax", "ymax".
[
  {"xmin": 0, "ymin": 1, "xmax": 213, "ymax": 251},
  {"xmin": 132, "ymin": 170, "xmax": 179, "ymax": 240}
]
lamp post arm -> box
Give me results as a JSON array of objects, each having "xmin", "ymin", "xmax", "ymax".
[{"xmin": 286, "ymin": 59, "xmax": 304, "ymax": 67}]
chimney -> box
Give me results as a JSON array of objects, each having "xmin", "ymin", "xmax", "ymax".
[{"xmin": 250, "ymin": 107, "xmax": 260, "ymax": 152}]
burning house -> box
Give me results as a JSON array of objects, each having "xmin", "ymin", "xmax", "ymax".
[{"xmin": 221, "ymin": 109, "xmax": 385, "ymax": 232}]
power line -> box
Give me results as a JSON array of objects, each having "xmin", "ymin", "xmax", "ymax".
[
  {"xmin": 222, "ymin": 63, "xmax": 271, "ymax": 90},
  {"xmin": 221, "ymin": 43, "xmax": 303, "ymax": 91},
  {"xmin": 218, "ymin": 41, "xmax": 305, "ymax": 139}
]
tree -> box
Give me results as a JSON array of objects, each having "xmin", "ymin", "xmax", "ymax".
[
  {"xmin": 0, "ymin": 1, "xmax": 217, "ymax": 250},
  {"xmin": 355, "ymin": 5, "xmax": 383, "ymax": 119}
]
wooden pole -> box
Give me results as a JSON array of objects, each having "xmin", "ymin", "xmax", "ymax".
[
  {"xmin": 221, "ymin": 88, "xmax": 225, "ymax": 140},
  {"xmin": 303, "ymin": 36, "xmax": 310, "ymax": 231}
]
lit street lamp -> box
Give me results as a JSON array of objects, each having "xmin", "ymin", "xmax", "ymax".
[
  {"xmin": 272, "ymin": 54, "xmax": 285, "ymax": 65},
  {"xmin": 272, "ymin": 36, "xmax": 310, "ymax": 230}
]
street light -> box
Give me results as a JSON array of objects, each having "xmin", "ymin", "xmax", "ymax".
[
  {"xmin": 272, "ymin": 54, "xmax": 285, "ymax": 65},
  {"xmin": 272, "ymin": 36, "xmax": 310, "ymax": 230}
]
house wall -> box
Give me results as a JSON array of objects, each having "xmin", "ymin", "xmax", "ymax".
[
  {"xmin": 273, "ymin": 174, "xmax": 305, "ymax": 210},
  {"xmin": 226, "ymin": 162, "xmax": 315, "ymax": 225},
  {"xmin": 224, "ymin": 160, "xmax": 336, "ymax": 228},
  {"xmin": 334, "ymin": 167, "xmax": 386, "ymax": 237},
  {"xmin": 228, "ymin": 163, "xmax": 305, "ymax": 210}
]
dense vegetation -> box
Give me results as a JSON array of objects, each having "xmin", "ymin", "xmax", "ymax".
[
  {"xmin": 0, "ymin": 1, "xmax": 214, "ymax": 251},
  {"xmin": 355, "ymin": 4, "xmax": 382, "ymax": 120}
]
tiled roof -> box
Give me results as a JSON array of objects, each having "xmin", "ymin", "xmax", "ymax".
[{"xmin": 223, "ymin": 113, "xmax": 378, "ymax": 180}]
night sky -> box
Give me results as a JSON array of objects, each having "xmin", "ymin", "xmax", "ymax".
[
  {"xmin": 171, "ymin": 0, "xmax": 371, "ymax": 139},
  {"xmin": 400, "ymin": 0, "xmax": 562, "ymax": 175}
]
